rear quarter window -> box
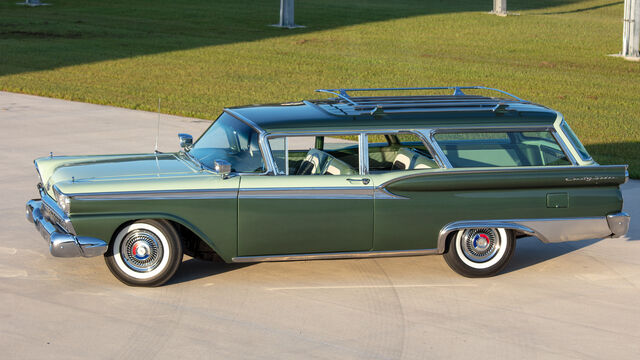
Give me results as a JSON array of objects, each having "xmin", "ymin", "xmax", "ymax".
[{"xmin": 433, "ymin": 131, "xmax": 571, "ymax": 167}]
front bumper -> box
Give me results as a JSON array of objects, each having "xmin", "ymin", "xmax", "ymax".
[{"xmin": 25, "ymin": 199, "xmax": 107, "ymax": 258}]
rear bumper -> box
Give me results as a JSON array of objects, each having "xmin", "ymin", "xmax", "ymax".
[
  {"xmin": 607, "ymin": 212, "xmax": 630, "ymax": 238},
  {"xmin": 25, "ymin": 199, "xmax": 107, "ymax": 258}
]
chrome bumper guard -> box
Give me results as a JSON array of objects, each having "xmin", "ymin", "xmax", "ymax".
[
  {"xmin": 25, "ymin": 199, "xmax": 107, "ymax": 258},
  {"xmin": 607, "ymin": 212, "xmax": 630, "ymax": 238}
]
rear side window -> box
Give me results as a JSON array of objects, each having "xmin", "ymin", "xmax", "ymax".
[
  {"xmin": 368, "ymin": 133, "xmax": 438, "ymax": 172},
  {"xmin": 433, "ymin": 131, "xmax": 571, "ymax": 167}
]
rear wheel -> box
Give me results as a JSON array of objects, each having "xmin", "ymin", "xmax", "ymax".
[
  {"xmin": 105, "ymin": 220, "xmax": 183, "ymax": 286},
  {"xmin": 443, "ymin": 227, "xmax": 515, "ymax": 277}
]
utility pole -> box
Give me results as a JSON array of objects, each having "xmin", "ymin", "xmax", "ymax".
[
  {"xmin": 492, "ymin": 0, "xmax": 507, "ymax": 16},
  {"xmin": 622, "ymin": 0, "xmax": 640, "ymax": 59},
  {"xmin": 271, "ymin": 0, "xmax": 304, "ymax": 29}
]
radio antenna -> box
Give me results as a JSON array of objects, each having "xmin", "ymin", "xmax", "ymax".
[{"xmin": 154, "ymin": 98, "xmax": 161, "ymax": 153}]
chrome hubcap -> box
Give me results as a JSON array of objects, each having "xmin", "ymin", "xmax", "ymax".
[
  {"xmin": 461, "ymin": 228, "xmax": 500, "ymax": 263},
  {"xmin": 120, "ymin": 229, "xmax": 163, "ymax": 272}
]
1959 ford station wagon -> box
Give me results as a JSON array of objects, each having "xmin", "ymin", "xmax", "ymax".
[{"xmin": 26, "ymin": 87, "xmax": 630, "ymax": 286}]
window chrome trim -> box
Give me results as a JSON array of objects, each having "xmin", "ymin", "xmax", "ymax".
[
  {"xmin": 359, "ymin": 133, "xmax": 368, "ymax": 175},
  {"xmin": 423, "ymin": 126, "xmax": 578, "ymax": 168},
  {"xmin": 265, "ymin": 128, "xmax": 446, "ymax": 175},
  {"xmin": 558, "ymin": 119, "xmax": 593, "ymax": 162},
  {"xmin": 421, "ymin": 129, "xmax": 453, "ymax": 168},
  {"xmin": 362, "ymin": 129, "xmax": 445, "ymax": 170},
  {"xmin": 550, "ymin": 129, "xmax": 578, "ymax": 165},
  {"xmin": 264, "ymin": 131, "xmax": 364, "ymax": 176},
  {"xmin": 232, "ymin": 248, "xmax": 439, "ymax": 263},
  {"xmin": 284, "ymin": 137, "xmax": 289, "ymax": 175},
  {"xmin": 222, "ymin": 109, "xmax": 275, "ymax": 175}
]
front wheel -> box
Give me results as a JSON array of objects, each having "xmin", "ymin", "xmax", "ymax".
[
  {"xmin": 105, "ymin": 220, "xmax": 183, "ymax": 286},
  {"xmin": 443, "ymin": 227, "xmax": 515, "ymax": 277}
]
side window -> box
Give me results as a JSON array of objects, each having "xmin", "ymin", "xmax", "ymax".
[
  {"xmin": 368, "ymin": 133, "xmax": 438, "ymax": 172},
  {"xmin": 268, "ymin": 135, "xmax": 359, "ymax": 175},
  {"xmin": 433, "ymin": 131, "xmax": 571, "ymax": 167}
]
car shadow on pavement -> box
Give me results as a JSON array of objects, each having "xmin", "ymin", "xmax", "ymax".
[
  {"xmin": 502, "ymin": 236, "xmax": 603, "ymax": 274},
  {"xmin": 168, "ymin": 258, "xmax": 253, "ymax": 285}
]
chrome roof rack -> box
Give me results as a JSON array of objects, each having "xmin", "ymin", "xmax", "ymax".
[
  {"xmin": 313, "ymin": 87, "xmax": 528, "ymax": 116},
  {"xmin": 316, "ymin": 86, "xmax": 524, "ymax": 101}
]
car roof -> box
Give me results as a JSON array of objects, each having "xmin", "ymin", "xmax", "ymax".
[{"xmin": 226, "ymin": 88, "xmax": 559, "ymax": 133}]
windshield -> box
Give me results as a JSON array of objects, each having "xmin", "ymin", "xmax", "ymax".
[{"xmin": 189, "ymin": 113, "xmax": 265, "ymax": 173}]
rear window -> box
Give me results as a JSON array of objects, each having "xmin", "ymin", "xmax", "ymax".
[{"xmin": 433, "ymin": 131, "xmax": 571, "ymax": 167}]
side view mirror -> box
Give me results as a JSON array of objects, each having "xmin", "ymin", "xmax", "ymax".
[
  {"xmin": 214, "ymin": 159, "xmax": 232, "ymax": 178},
  {"xmin": 178, "ymin": 133, "xmax": 193, "ymax": 150}
]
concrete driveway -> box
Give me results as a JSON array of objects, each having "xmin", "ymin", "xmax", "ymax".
[{"xmin": 1, "ymin": 92, "xmax": 639, "ymax": 359}]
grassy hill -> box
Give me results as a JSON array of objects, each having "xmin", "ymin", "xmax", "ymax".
[{"xmin": 0, "ymin": 0, "xmax": 638, "ymax": 176}]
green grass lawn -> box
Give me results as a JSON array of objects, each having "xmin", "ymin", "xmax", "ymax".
[{"xmin": 1, "ymin": 0, "xmax": 639, "ymax": 176}]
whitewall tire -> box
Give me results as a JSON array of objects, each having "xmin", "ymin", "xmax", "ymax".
[
  {"xmin": 443, "ymin": 227, "xmax": 515, "ymax": 277},
  {"xmin": 105, "ymin": 219, "xmax": 183, "ymax": 286}
]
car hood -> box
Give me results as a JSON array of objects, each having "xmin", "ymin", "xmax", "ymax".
[{"xmin": 36, "ymin": 153, "xmax": 201, "ymax": 193}]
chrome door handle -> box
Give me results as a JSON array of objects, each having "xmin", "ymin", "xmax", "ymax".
[{"xmin": 347, "ymin": 178, "xmax": 370, "ymax": 185}]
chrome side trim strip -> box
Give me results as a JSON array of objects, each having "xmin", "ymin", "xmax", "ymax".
[
  {"xmin": 239, "ymin": 187, "xmax": 372, "ymax": 200},
  {"xmin": 232, "ymin": 248, "xmax": 438, "ymax": 262},
  {"xmin": 374, "ymin": 187, "xmax": 408, "ymax": 200},
  {"xmin": 69, "ymin": 189, "xmax": 238, "ymax": 201},
  {"xmin": 438, "ymin": 217, "xmax": 615, "ymax": 253}
]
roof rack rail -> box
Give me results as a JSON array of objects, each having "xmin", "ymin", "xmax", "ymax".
[{"xmin": 315, "ymin": 86, "xmax": 525, "ymax": 102}]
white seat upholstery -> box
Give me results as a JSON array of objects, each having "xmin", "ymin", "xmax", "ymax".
[{"xmin": 392, "ymin": 148, "xmax": 437, "ymax": 170}]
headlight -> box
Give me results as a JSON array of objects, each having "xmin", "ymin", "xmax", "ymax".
[
  {"xmin": 53, "ymin": 187, "xmax": 71, "ymax": 215},
  {"xmin": 57, "ymin": 194, "xmax": 71, "ymax": 214}
]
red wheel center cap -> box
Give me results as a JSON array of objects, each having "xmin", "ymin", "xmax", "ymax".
[{"xmin": 473, "ymin": 234, "xmax": 490, "ymax": 249}]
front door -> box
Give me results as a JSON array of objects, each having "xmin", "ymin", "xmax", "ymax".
[{"xmin": 237, "ymin": 135, "xmax": 374, "ymax": 256}]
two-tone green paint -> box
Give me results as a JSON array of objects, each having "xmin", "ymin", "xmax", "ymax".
[
  {"xmin": 30, "ymin": 96, "xmax": 628, "ymax": 263},
  {"xmin": 61, "ymin": 163, "xmax": 623, "ymax": 261}
]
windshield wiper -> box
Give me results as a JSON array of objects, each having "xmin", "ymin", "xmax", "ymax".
[{"xmin": 182, "ymin": 150, "xmax": 210, "ymax": 171}]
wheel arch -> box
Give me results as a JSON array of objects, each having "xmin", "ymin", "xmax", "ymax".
[
  {"xmin": 102, "ymin": 214, "xmax": 224, "ymax": 260},
  {"xmin": 438, "ymin": 221, "xmax": 534, "ymax": 254}
]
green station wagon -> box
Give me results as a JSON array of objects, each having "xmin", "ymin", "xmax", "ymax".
[{"xmin": 26, "ymin": 87, "xmax": 630, "ymax": 286}]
